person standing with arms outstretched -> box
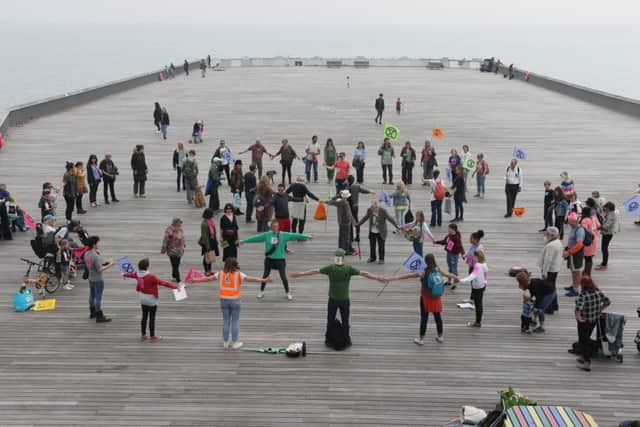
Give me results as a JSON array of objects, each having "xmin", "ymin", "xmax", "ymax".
[
  {"xmin": 239, "ymin": 139, "xmax": 273, "ymax": 179},
  {"xmin": 504, "ymin": 158, "xmax": 523, "ymax": 218},
  {"xmin": 189, "ymin": 257, "xmax": 270, "ymax": 350},
  {"xmin": 240, "ymin": 220, "xmax": 311, "ymax": 301},
  {"xmin": 374, "ymin": 93, "xmax": 385, "ymax": 125},
  {"xmin": 291, "ymin": 249, "xmax": 385, "ymax": 349},
  {"xmin": 85, "ymin": 236, "xmax": 115, "ymax": 323}
]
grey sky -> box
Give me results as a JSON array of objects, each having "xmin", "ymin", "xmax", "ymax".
[{"xmin": 2, "ymin": 0, "xmax": 639, "ymax": 27}]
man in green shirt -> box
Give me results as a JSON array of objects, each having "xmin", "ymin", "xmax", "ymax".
[
  {"xmin": 240, "ymin": 220, "xmax": 311, "ymax": 300},
  {"xmin": 292, "ymin": 249, "xmax": 384, "ymax": 348}
]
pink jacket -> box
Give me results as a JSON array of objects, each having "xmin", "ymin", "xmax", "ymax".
[{"xmin": 581, "ymin": 216, "xmax": 600, "ymax": 257}]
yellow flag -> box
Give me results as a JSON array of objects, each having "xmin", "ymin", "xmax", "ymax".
[{"xmin": 33, "ymin": 299, "xmax": 57, "ymax": 311}]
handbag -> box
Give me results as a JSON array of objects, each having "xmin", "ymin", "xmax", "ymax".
[
  {"xmin": 205, "ymin": 250, "xmax": 216, "ymax": 264},
  {"xmin": 444, "ymin": 197, "xmax": 452, "ymax": 215},
  {"xmin": 404, "ymin": 208, "xmax": 414, "ymax": 224}
]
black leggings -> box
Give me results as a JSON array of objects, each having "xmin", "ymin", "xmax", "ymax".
[
  {"xmin": 75, "ymin": 194, "xmax": 84, "ymax": 211},
  {"xmin": 420, "ymin": 298, "xmax": 443, "ymax": 337},
  {"xmin": 382, "ymin": 164, "xmax": 393, "ymax": 183},
  {"xmin": 601, "ymin": 234, "xmax": 613, "ymax": 266},
  {"xmin": 471, "ymin": 287, "xmax": 485, "ymax": 324},
  {"xmin": 555, "ymin": 215, "xmax": 565, "ymax": 240},
  {"xmin": 176, "ymin": 166, "xmax": 185, "ymax": 191},
  {"xmin": 291, "ymin": 218, "xmax": 306, "ymax": 234},
  {"xmin": 169, "ymin": 256, "xmax": 181, "ymax": 282},
  {"xmin": 89, "ymin": 182, "xmax": 99, "ymax": 204},
  {"xmin": 261, "ymin": 258, "xmax": 289, "ymax": 293},
  {"xmin": 64, "ymin": 195, "xmax": 75, "ymax": 221},
  {"xmin": 281, "ymin": 163, "xmax": 292, "ymax": 185},
  {"xmin": 141, "ymin": 305, "xmax": 157, "ymax": 337}
]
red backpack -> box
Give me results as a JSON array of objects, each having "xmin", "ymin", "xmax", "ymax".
[{"xmin": 433, "ymin": 179, "xmax": 446, "ymax": 200}]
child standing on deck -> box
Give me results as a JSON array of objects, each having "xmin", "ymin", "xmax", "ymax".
[
  {"xmin": 123, "ymin": 258, "xmax": 179, "ymax": 342},
  {"xmin": 434, "ymin": 223, "xmax": 464, "ymax": 289},
  {"xmin": 521, "ymin": 289, "xmax": 535, "ymax": 333}
]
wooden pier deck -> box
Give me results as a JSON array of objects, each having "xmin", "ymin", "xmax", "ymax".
[{"xmin": 1, "ymin": 67, "xmax": 639, "ymax": 426}]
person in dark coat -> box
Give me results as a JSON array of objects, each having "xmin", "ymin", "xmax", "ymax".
[
  {"xmin": 220, "ymin": 203, "xmax": 239, "ymax": 261},
  {"xmin": 99, "ymin": 153, "xmax": 119, "ymax": 203},
  {"xmin": 374, "ymin": 93, "xmax": 385, "ymax": 124},
  {"xmin": 153, "ymin": 102, "xmax": 162, "ymax": 132},
  {"xmin": 160, "ymin": 108, "xmax": 170, "ymax": 140},
  {"xmin": 131, "ymin": 145, "xmax": 148, "ymax": 198},
  {"xmin": 244, "ymin": 164, "xmax": 258, "ymax": 223},
  {"xmin": 183, "ymin": 59, "xmax": 189, "ymax": 76},
  {"xmin": 62, "ymin": 162, "xmax": 77, "ymax": 221}
]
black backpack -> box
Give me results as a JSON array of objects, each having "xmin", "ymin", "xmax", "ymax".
[
  {"xmin": 579, "ymin": 225, "xmax": 594, "ymax": 246},
  {"xmin": 325, "ymin": 319, "xmax": 349, "ymax": 351}
]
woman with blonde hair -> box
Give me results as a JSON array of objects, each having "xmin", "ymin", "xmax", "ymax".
[{"xmin": 390, "ymin": 181, "xmax": 410, "ymax": 226}]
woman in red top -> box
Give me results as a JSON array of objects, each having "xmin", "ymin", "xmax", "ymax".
[
  {"xmin": 333, "ymin": 152, "xmax": 350, "ymax": 194},
  {"xmin": 123, "ymin": 258, "xmax": 179, "ymax": 342}
]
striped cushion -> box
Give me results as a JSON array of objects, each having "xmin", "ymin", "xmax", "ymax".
[{"xmin": 505, "ymin": 406, "xmax": 598, "ymax": 427}]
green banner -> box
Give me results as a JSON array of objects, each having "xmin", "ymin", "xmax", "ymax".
[{"xmin": 463, "ymin": 157, "xmax": 477, "ymax": 171}]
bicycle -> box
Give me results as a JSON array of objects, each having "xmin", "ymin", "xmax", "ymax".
[{"xmin": 20, "ymin": 257, "xmax": 59, "ymax": 296}]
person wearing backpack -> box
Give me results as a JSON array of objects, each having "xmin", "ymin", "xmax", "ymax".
[
  {"xmin": 578, "ymin": 206, "xmax": 600, "ymax": 277},
  {"xmin": 563, "ymin": 213, "xmax": 586, "ymax": 297},
  {"xmin": 291, "ymin": 248, "xmax": 385, "ymax": 349},
  {"xmin": 426, "ymin": 169, "xmax": 446, "ymax": 227},
  {"xmin": 596, "ymin": 202, "xmax": 619, "ymax": 271},
  {"xmin": 181, "ymin": 150, "xmax": 199, "ymax": 205},
  {"xmin": 387, "ymin": 253, "xmax": 457, "ymax": 344},
  {"xmin": 457, "ymin": 250, "xmax": 489, "ymax": 327}
]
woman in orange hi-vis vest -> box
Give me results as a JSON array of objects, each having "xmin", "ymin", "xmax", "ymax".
[{"xmin": 189, "ymin": 257, "xmax": 269, "ymax": 350}]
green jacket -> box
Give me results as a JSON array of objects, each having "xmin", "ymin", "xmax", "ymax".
[{"xmin": 241, "ymin": 231, "xmax": 310, "ymax": 259}]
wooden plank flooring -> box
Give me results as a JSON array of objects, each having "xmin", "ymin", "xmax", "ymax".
[{"xmin": 1, "ymin": 67, "xmax": 640, "ymax": 426}]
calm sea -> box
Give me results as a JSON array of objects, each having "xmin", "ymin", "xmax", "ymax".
[{"xmin": 1, "ymin": 23, "xmax": 639, "ymax": 111}]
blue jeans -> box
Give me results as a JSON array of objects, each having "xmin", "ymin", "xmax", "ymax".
[
  {"xmin": 476, "ymin": 173, "xmax": 486, "ymax": 194},
  {"xmin": 412, "ymin": 240, "xmax": 423, "ymax": 256},
  {"xmin": 220, "ymin": 298, "xmax": 241, "ymax": 342},
  {"xmin": 245, "ymin": 191, "xmax": 255, "ymax": 221},
  {"xmin": 89, "ymin": 280, "xmax": 104, "ymax": 312},
  {"xmin": 430, "ymin": 199, "xmax": 442, "ymax": 226},
  {"xmin": 395, "ymin": 208, "xmax": 406, "ymax": 225},
  {"xmin": 305, "ymin": 160, "xmax": 318, "ymax": 182},
  {"xmin": 161, "ymin": 123, "xmax": 168, "ymax": 139},
  {"xmin": 446, "ymin": 252, "xmax": 458, "ymax": 277},
  {"xmin": 534, "ymin": 291, "xmax": 557, "ymax": 324}
]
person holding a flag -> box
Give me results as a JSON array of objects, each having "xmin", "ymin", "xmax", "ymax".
[
  {"xmin": 386, "ymin": 253, "xmax": 457, "ymax": 344},
  {"xmin": 356, "ymin": 200, "xmax": 399, "ymax": 264},
  {"xmin": 378, "ymin": 138, "xmax": 395, "ymax": 185}
]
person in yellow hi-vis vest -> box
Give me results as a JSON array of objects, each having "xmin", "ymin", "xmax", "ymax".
[{"xmin": 189, "ymin": 257, "xmax": 269, "ymax": 350}]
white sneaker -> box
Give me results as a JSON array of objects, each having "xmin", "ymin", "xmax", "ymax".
[
  {"xmin": 286, "ymin": 293, "xmax": 293, "ymax": 301},
  {"xmin": 231, "ymin": 341, "xmax": 244, "ymax": 350},
  {"xmin": 63, "ymin": 283, "xmax": 74, "ymax": 290},
  {"xmin": 413, "ymin": 338, "xmax": 424, "ymax": 346},
  {"xmin": 435, "ymin": 336, "xmax": 444, "ymax": 343},
  {"xmin": 223, "ymin": 341, "xmax": 231, "ymax": 349},
  {"xmin": 256, "ymin": 292, "xmax": 264, "ymax": 299}
]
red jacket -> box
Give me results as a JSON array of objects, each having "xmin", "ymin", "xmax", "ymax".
[{"xmin": 124, "ymin": 271, "xmax": 178, "ymax": 298}]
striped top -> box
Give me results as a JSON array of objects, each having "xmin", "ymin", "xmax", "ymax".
[{"xmin": 505, "ymin": 405, "xmax": 597, "ymax": 427}]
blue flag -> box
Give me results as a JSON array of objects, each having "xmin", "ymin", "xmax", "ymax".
[
  {"xmin": 117, "ymin": 256, "xmax": 136, "ymax": 274},
  {"xmin": 379, "ymin": 189, "xmax": 392, "ymax": 207},
  {"xmin": 623, "ymin": 195, "xmax": 640, "ymax": 216},
  {"xmin": 513, "ymin": 146, "xmax": 527, "ymax": 161},
  {"xmin": 403, "ymin": 251, "xmax": 426, "ymax": 273}
]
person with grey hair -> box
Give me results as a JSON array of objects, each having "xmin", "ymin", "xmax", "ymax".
[
  {"xmin": 357, "ymin": 200, "xmax": 399, "ymax": 264},
  {"xmin": 538, "ymin": 226, "xmax": 563, "ymax": 313}
]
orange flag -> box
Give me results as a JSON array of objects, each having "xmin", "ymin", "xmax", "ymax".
[
  {"xmin": 513, "ymin": 207, "xmax": 526, "ymax": 217},
  {"xmin": 432, "ymin": 127, "xmax": 445, "ymax": 140}
]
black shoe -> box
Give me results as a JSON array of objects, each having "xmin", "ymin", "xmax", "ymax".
[
  {"xmin": 105, "ymin": 200, "xmax": 110, "ymax": 205},
  {"xmin": 504, "ymin": 213, "xmax": 512, "ymax": 218},
  {"xmin": 538, "ymin": 228, "xmax": 546, "ymax": 232},
  {"xmin": 112, "ymin": 199, "xmax": 119, "ymax": 203},
  {"xmin": 77, "ymin": 210, "xmax": 88, "ymax": 214},
  {"xmin": 95, "ymin": 311, "xmax": 112, "ymax": 323},
  {"xmin": 89, "ymin": 307, "xmax": 96, "ymax": 319}
]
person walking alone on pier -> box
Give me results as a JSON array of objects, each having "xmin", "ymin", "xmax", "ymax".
[
  {"xmin": 131, "ymin": 145, "xmax": 148, "ymax": 198},
  {"xmin": 200, "ymin": 59, "xmax": 206, "ymax": 78},
  {"xmin": 374, "ymin": 93, "xmax": 385, "ymax": 124},
  {"xmin": 504, "ymin": 159, "xmax": 523, "ymax": 218},
  {"xmin": 183, "ymin": 59, "xmax": 189, "ymax": 76}
]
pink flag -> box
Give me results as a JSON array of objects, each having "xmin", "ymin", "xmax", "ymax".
[
  {"xmin": 22, "ymin": 210, "xmax": 36, "ymax": 230},
  {"xmin": 183, "ymin": 268, "xmax": 206, "ymax": 283}
]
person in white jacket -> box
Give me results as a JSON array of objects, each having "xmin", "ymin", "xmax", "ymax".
[
  {"xmin": 457, "ymin": 250, "xmax": 488, "ymax": 327},
  {"xmin": 537, "ymin": 226, "xmax": 563, "ymax": 313}
]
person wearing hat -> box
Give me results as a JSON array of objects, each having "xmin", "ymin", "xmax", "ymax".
[
  {"xmin": 563, "ymin": 212, "xmax": 585, "ymax": 297},
  {"xmin": 239, "ymin": 220, "xmax": 311, "ymax": 300},
  {"xmin": 161, "ymin": 217, "xmax": 185, "ymax": 283},
  {"xmin": 374, "ymin": 93, "xmax": 385, "ymax": 125},
  {"xmin": 213, "ymin": 140, "xmax": 233, "ymax": 183},
  {"xmin": 327, "ymin": 189, "xmax": 357, "ymax": 255},
  {"xmin": 291, "ymin": 248, "xmax": 385, "ymax": 348},
  {"xmin": 99, "ymin": 153, "xmax": 119, "ymax": 204},
  {"xmin": 207, "ymin": 157, "xmax": 223, "ymax": 212}
]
